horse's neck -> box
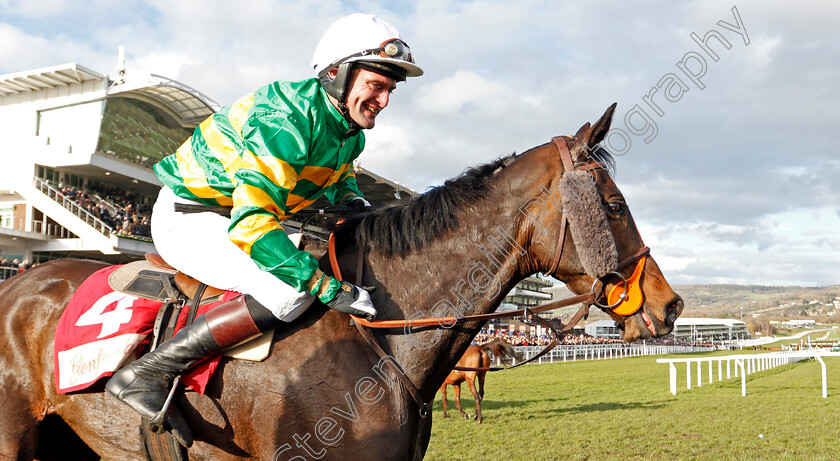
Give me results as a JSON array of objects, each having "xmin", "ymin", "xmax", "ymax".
[{"xmin": 361, "ymin": 210, "xmax": 527, "ymax": 399}]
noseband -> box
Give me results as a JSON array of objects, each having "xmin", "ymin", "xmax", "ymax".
[{"xmin": 549, "ymin": 136, "xmax": 650, "ymax": 319}]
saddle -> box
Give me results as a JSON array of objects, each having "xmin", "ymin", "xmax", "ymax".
[{"xmin": 109, "ymin": 254, "xmax": 274, "ymax": 361}]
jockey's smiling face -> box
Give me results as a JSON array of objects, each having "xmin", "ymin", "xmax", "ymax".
[{"xmin": 341, "ymin": 67, "xmax": 397, "ymax": 129}]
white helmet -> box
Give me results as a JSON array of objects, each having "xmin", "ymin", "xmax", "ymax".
[{"xmin": 312, "ymin": 13, "xmax": 423, "ymax": 103}]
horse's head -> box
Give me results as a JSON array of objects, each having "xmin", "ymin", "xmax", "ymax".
[{"xmin": 519, "ymin": 104, "xmax": 683, "ymax": 342}]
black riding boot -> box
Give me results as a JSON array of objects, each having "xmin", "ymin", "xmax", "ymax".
[{"xmin": 106, "ymin": 295, "xmax": 272, "ymax": 446}]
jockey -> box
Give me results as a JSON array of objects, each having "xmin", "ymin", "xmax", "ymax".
[{"xmin": 106, "ymin": 13, "xmax": 423, "ymax": 436}]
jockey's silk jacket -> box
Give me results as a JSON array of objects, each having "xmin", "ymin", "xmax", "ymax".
[{"xmin": 154, "ymin": 78, "xmax": 364, "ymax": 302}]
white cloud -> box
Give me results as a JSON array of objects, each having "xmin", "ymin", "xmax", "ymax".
[
  {"xmin": 130, "ymin": 52, "xmax": 197, "ymax": 82},
  {"xmin": 0, "ymin": 0, "xmax": 70, "ymax": 17},
  {"xmin": 0, "ymin": 23, "xmax": 98, "ymax": 72},
  {"xmin": 414, "ymin": 70, "xmax": 538, "ymax": 116},
  {"xmin": 2, "ymin": 0, "xmax": 838, "ymax": 286},
  {"xmin": 357, "ymin": 122, "xmax": 416, "ymax": 182}
]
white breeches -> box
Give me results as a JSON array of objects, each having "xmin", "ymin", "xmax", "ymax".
[{"xmin": 150, "ymin": 187, "xmax": 314, "ymax": 321}]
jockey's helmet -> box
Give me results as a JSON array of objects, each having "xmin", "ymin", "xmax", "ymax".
[{"xmin": 312, "ymin": 13, "xmax": 423, "ymax": 104}]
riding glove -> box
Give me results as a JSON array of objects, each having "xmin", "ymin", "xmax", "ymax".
[
  {"xmin": 347, "ymin": 197, "xmax": 373, "ymax": 213},
  {"xmin": 326, "ymin": 281, "xmax": 376, "ymax": 320}
]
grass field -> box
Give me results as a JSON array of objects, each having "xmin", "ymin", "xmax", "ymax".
[{"xmin": 425, "ymin": 351, "xmax": 840, "ymax": 460}]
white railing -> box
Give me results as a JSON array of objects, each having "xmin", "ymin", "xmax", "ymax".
[
  {"xmin": 30, "ymin": 220, "xmax": 75, "ymax": 238},
  {"xmin": 657, "ymin": 351, "xmax": 840, "ymax": 398},
  {"xmin": 510, "ymin": 343, "xmax": 714, "ymax": 365},
  {"xmin": 92, "ymin": 194, "xmax": 121, "ymax": 216},
  {"xmin": 32, "ymin": 178, "xmax": 114, "ymax": 238},
  {"xmin": 0, "ymin": 266, "xmax": 21, "ymax": 281}
]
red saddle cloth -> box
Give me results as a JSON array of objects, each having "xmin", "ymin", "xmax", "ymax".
[{"xmin": 54, "ymin": 265, "xmax": 238, "ymax": 394}]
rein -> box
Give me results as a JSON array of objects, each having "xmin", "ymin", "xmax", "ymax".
[{"xmin": 327, "ymin": 232, "xmax": 595, "ymax": 376}]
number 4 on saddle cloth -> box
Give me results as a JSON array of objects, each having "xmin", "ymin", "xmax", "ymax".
[{"xmin": 53, "ymin": 255, "xmax": 274, "ymax": 395}]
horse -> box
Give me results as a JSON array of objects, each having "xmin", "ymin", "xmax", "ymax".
[
  {"xmin": 439, "ymin": 339, "xmax": 518, "ymax": 423},
  {"xmin": 0, "ymin": 103, "xmax": 683, "ymax": 460}
]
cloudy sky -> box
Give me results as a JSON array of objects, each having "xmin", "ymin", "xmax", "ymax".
[{"xmin": 2, "ymin": 0, "xmax": 838, "ymax": 287}]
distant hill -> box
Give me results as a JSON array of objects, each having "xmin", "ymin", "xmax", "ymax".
[
  {"xmin": 673, "ymin": 284, "xmax": 840, "ymax": 320},
  {"xmin": 540, "ymin": 283, "xmax": 840, "ymax": 324}
]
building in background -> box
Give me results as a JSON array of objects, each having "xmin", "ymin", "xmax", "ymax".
[
  {"xmin": 783, "ymin": 319, "xmax": 816, "ymax": 328},
  {"xmin": 584, "ymin": 317, "xmax": 749, "ymax": 344},
  {"xmin": 671, "ymin": 318, "xmax": 749, "ymax": 344},
  {"xmin": 0, "ymin": 59, "xmax": 553, "ymax": 313},
  {"xmin": 584, "ymin": 319, "xmax": 622, "ymax": 339},
  {"xmin": 499, "ymin": 276, "xmax": 553, "ymax": 312},
  {"xmin": 484, "ymin": 276, "xmax": 555, "ymax": 336}
]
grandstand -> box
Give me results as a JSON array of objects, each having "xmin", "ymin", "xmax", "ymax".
[
  {"xmin": 585, "ymin": 317, "xmax": 750, "ymax": 344},
  {"xmin": 585, "ymin": 319, "xmax": 622, "ymax": 339},
  {"xmin": 0, "ymin": 61, "xmax": 416, "ymax": 268},
  {"xmin": 485, "ymin": 276, "xmax": 555, "ymax": 336},
  {"xmin": 0, "ymin": 59, "xmax": 557, "ymax": 313},
  {"xmin": 672, "ymin": 318, "xmax": 749, "ymax": 343}
]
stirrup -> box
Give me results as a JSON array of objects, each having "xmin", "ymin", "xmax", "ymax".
[
  {"xmin": 149, "ymin": 376, "xmax": 180, "ymax": 433},
  {"xmin": 148, "ymin": 375, "xmax": 194, "ymax": 447}
]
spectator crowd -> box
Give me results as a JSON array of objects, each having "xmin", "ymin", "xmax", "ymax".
[
  {"xmin": 0, "ymin": 258, "xmax": 34, "ymax": 280},
  {"xmin": 58, "ymin": 182, "xmax": 152, "ymax": 238},
  {"xmin": 472, "ymin": 327, "xmax": 694, "ymax": 347}
]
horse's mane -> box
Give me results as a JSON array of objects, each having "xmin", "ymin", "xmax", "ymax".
[
  {"xmin": 335, "ymin": 154, "xmax": 517, "ymax": 257},
  {"xmin": 334, "ymin": 144, "xmax": 616, "ymax": 257},
  {"xmin": 589, "ymin": 145, "xmax": 616, "ymax": 177}
]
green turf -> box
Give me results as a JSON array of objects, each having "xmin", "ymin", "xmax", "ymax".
[{"xmin": 425, "ymin": 353, "xmax": 840, "ymax": 460}]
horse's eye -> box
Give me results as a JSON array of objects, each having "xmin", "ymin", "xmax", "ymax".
[{"xmin": 606, "ymin": 201, "xmax": 624, "ymax": 215}]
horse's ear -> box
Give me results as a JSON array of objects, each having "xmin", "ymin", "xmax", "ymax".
[
  {"xmin": 574, "ymin": 122, "xmax": 591, "ymax": 144},
  {"xmin": 588, "ymin": 103, "xmax": 618, "ymax": 148}
]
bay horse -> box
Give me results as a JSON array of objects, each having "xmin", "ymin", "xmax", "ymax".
[
  {"xmin": 439, "ymin": 339, "xmax": 518, "ymax": 423},
  {"xmin": 0, "ymin": 104, "xmax": 683, "ymax": 460}
]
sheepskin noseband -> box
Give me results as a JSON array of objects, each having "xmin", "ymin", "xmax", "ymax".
[{"xmin": 558, "ymin": 170, "xmax": 618, "ymax": 277}]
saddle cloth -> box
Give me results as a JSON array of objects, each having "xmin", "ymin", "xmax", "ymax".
[{"xmin": 54, "ymin": 263, "xmax": 247, "ymax": 394}]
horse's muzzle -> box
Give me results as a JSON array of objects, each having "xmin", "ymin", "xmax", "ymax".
[
  {"xmin": 617, "ymin": 295, "xmax": 683, "ymax": 341},
  {"xmin": 664, "ymin": 296, "xmax": 683, "ymax": 332}
]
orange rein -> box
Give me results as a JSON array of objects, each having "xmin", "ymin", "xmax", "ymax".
[
  {"xmin": 327, "ymin": 232, "xmax": 595, "ymax": 329},
  {"xmin": 328, "ymin": 231, "xmax": 462, "ymax": 328}
]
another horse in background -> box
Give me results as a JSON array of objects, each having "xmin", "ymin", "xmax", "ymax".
[{"xmin": 439, "ymin": 339, "xmax": 518, "ymax": 423}]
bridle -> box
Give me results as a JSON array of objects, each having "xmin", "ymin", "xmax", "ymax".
[
  {"xmin": 326, "ymin": 135, "xmax": 651, "ymax": 460},
  {"xmin": 547, "ymin": 135, "xmax": 650, "ymax": 315}
]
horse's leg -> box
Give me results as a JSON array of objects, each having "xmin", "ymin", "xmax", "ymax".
[
  {"xmin": 31, "ymin": 414, "xmax": 100, "ymax": 461},
  {"xmin": 0, "ymin": 390, "xmax": 39, "ymax": 460},
  {"xmin": 440, "ymin": 383, "xmax": 449, "ymax": 418},
  {"xmin": 478, "ymin": 371, "xmax": 486, "ymax": 402},
  {"xmin": 466, "ymin": 378, "xmax": 482, "ymax": 423},
  {"xmin": 453, "ymin": 383, "xmax": 467, "ymax": 419}
]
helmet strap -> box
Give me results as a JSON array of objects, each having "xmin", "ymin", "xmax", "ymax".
[
  {"xmin": 319, "ymin": 62, "xmax": 362, "ymax": 136},
  {"xmin": 319, "ymin": 62, "xmax": 353, "ymax": 104},
  {"xmin": 337, "ymin": 101, "xmax": 362, "ymax": 137}
]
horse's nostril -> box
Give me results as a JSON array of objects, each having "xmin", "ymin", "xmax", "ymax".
[{"xmin": 665, "ymin": 298, "xmax": 683, "ymax": 329}]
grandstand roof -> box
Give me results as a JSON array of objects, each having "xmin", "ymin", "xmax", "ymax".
[
  {"xmin": 0, "ymin": 62, "xmax": 104, "ymax": 96},
  {"xmin": 353, "ymin": 165, "xmax": 417, "ymax": 203},
  {"xmin": 0, "ymin": 62, "xmax": 219, "ymax": 129},
  {"xmin": 675, "ymin": 318, "xmax": 746, "ymax": 327},
  {"xmin": 107, "ymin": 74, "xmax": 220, "ymax": 127}
]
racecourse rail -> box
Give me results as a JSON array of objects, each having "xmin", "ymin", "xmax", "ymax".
[
  {"xmin": 656, "ymin": 351, "xmax": 840, "ymax": 398},
  {"xmin": 509, "ymin": 343, "xmax": 713, "ymax": 365}
]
